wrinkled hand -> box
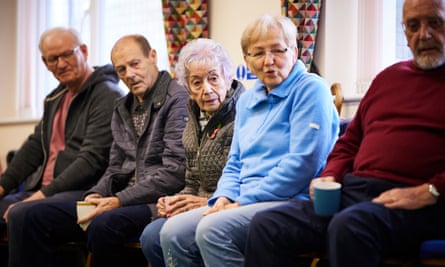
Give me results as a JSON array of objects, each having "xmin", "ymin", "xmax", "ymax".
[
  {"xmin": 203, "ymin": 197, "xmax": 240, "ymax": 216},
  {"xmin": 84, "ymin": 193, "xmax": 102, "ymax": 202},
  {"xmin": 372, "ymin": 183, "xmax": 437, "ymax": 210},
  {"xmin": 309, "ymin": 176, "xmax": 335, "ymax": 201},
  {"xmin": 3, "ymin": 190, "xmax": 47, "ymax": 222},
  {"xmin": 159, "ymin": 194, "xmax": 208, "ymax": 218},
  {"xmin": 24, "ymin": 190, "xmax": 46, "ymax": 202},
  {"xmin": 156, "ymin": 197, "xmax": 168, "ymax": 218},
  {"xmin": 77, "ymin": 196, "xmax": 121, "ymax": 224}
]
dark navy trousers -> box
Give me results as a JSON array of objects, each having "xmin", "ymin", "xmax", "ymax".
[
  {"xmin": 19, "ymin": 200, "xmax": 152, "ymax": 267},
  {"xmin": 244, "ymin": 174, "xmax": 445, "ymax": 267}
]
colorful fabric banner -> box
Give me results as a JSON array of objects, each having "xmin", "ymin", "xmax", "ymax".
[
  {"xmin": 282, "ymin": 0, "xmax": 322, "ymax": 71},
  {"xmin": 162, "ymin": 0, "xmax": 209, "ymax": 76}
]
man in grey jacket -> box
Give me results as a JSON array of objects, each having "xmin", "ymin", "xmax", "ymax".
[
  {"xmin": 0, "ymin": 27, "xmax": 124, "ymax": 266},
  {"xmin": 15, "ymin": 34, "xmax": 189, "ymax": 267}
]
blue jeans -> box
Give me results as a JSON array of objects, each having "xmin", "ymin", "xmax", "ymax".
[
  {"xmin": 140, "ymin": 217, "xmax": 167, "ymax": 267},
  {"xmin": 160, "ymin": 201, "xmax": 286, "ymax": 267}
]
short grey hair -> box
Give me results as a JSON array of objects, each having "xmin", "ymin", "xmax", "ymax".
[
  {"xmin": 240, "ymin": 14, "xmax": 298, "ymax": 55},
  {"xmin": 175, "ymin": 38, "xmax": 233, "ymax": 89},
  {"xmin": 38, "ymin": 27, "xmax": 83, "ymax": 52}
]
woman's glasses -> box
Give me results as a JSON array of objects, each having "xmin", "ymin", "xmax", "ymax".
[{"xmin": 246, "ymin": 47, "xmax": 288, "ymax": 62}]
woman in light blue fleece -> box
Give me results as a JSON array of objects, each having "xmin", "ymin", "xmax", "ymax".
[{"xmin": 160, "ymin": 14, "xmax": 339, "ymax": 267}]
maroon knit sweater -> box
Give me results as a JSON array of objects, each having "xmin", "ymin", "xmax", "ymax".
[{"xmin": 322, "ymin": 60, "xmax": 445, "ymax": 202}]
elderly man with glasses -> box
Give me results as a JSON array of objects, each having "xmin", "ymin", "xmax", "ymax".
[{"xmin": 0, "ymin": 27, "xmax": 124, "ymax": 266}]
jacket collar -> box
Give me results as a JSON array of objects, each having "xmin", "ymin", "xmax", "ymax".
[
  {"xmin": 246, "ymin": 60, "xmax": 306, "ymax": 109},
  {"xmin": 122, "ymin": 70, "xmax": 172, "ymax": 112}
]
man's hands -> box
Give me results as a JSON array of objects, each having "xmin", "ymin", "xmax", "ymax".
[
  {"xmin": 77, "ymin": 194, "xmax": 121, "ymax": 225},
  {"xmin": 3, "ymin": 190, "xmax": 46, "ymax": 222},
  {"xmin": 309, "ymin": 176, "xmax": 335, "ymax": 201},
  {"xmin": 309, "ymin": 177, "xmax": 437, "ymax": 210},
  {"xmin": 373, "ymin": 183, "xmax": 438, "ymax": 210}
]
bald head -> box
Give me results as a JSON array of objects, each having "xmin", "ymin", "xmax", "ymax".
[
  {"xmin": 111, "ymin": 34, "xmax": 152, "ymax": 61},
  {"xmin": 403, "ymin": 0, "xmax": 445, "ymax": 14}
]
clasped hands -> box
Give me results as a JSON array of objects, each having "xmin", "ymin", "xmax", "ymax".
[
  {"xmin": 157, "ymin": 195, "xmax": 240, "ymax": 218},
  {"xmin": 157, "ymin": 194, "xmax": 208, "ymax": 218}
]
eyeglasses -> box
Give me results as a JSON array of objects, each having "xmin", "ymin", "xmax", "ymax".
[
  {"xmin": 188, "ymin": 71, "xmax": 223, "ymax": 92},
  {"xmin": 403, "ymin": 17, "xmax": 445, "ymax": 34},
  {"xmin": 246, "ymin": 47, "xmax": 288, "ymax": 61},
  {"xmin": 44, "ymin": 46, "xmax": 80, "ymax": 66}
]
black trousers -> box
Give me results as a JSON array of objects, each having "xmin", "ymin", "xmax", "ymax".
[{"xmin": 244, "ymin": 174, "xmax": 445, "ymax": 267}]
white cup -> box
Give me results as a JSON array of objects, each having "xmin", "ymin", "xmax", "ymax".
[{"xmin": 76, "ymin": 201, "xmax": 96, "ymax": 231}]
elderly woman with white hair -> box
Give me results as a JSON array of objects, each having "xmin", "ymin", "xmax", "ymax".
[{"xmin": 139, "ymin": 37, "xmax": 245, "ymax": 267}]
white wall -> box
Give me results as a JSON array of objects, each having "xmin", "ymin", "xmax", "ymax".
[
  {"xmin": 316, "ymin": 0, "xmax": 358, "ymax": 97},
  {"xmin": 0, "ymin": 0, "xmax": 17, "ymax": 119},
  {"xmin": 0, "ymin": 0, "xmax": 21, "ymax": 169},
  {"xmin": 0, "ymin": 122, "xmax": 35, "ymax": 170},
  {"xmin": 316, "ymin": 0, "xmax": 360, "ymax": 117},
  {"xmin": 209, "ymin": 0, "xmax": 281, "ymax": 89}
]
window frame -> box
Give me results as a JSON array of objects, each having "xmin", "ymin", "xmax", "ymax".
[{"xmin": 15, "ymin": 0, "xmax": 169, "ymax": 119}]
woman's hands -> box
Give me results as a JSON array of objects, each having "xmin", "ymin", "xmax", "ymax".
[
  {"xmin": 202, "ymin": 197, "xmax": 239, "ymax": 216},
  {"xmin": 157, "ymin": 194, "xmax": 208, "ymax": 218}
]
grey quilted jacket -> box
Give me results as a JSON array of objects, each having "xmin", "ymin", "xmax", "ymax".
[{"xmin": 180, "ymin": 80, "xmax": 245, "ymax": 198}]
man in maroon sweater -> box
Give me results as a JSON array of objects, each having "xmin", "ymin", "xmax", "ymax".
[{"xmin": 243, "ymin": 1, "xmax": 445, "ymax": 267}]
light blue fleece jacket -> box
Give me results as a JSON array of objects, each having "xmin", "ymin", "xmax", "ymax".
[{"xmin": 208, "ymin": 60, "xmax": 339, "ymax": 206}]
